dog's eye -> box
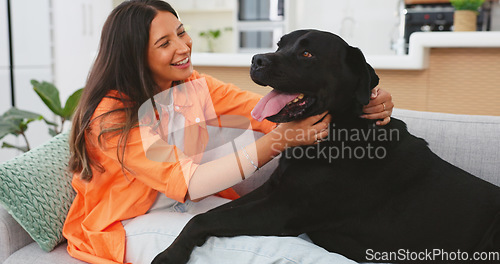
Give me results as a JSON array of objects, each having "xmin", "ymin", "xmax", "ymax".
[{"xmin": 302, "ymin": 51, "xmax": 313, "ymax": 58}]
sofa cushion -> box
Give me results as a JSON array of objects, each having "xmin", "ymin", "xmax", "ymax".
[
  {"xmin": 393, "ymin": 108, "xmax": 500, "ymax": 186},
  {"xmin": 4, "ymin": 242, "xmax": 85, "ymax": 264},
  {"xmin": 0, "ymin": 131, "xmax": 75, "ymax": 252}
]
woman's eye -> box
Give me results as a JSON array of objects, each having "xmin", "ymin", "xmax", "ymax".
[
  {"xmin": 302, "ymin": 51, "xmax": 313, "ymax": 58},
  {"xmin": 160, "ymin": 41, "xmax": 169, "ymax": 48},
  {"xmin": 178, "ymin": 30, "xmax": 186, "ymax": 36}
]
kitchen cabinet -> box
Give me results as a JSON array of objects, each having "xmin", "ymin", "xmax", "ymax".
[
  {"xmin": 9, "ymin": 0, "xmax": 53, "ymax": 152},
  {"xmin": 178, "ymin": 0, "xmax": 403, "ymax": 55},
  {"xmin": 237, "ymin": 0, "xmax": 289, "ymax": 53},
  {"xmin": 0, "ymin": 0, "xmax": 16, "ymax": 162},
  {"xmin": 52, "ymin": 0, "xmax": 112, "ymax": 101},
  {"xmin": 0, "ymin": 1, "xmax": 112, "ymax": 162},
  {"xmin": 167, "ymin": 0, "xmax": 237, "ymax": 53},
  {"xmin": 0, "ymin": 0, "xmax": 52, "ymax": 161},
  {"xmin": 0, "ymin": 0, "xmax": 52, "ymax": 115},
  {"xmin": 168, "ymin": 0, "xmax": 236, "ymax": 12},
  {"xmin": 288, "ymin": 0, "xmax": 402, "ymax": 55},
  {"xmin": 405, "ymin": 0, "xmax": 450, "ymax": 4},
  {"xmin": 0, "ymin": 0, "xmax": 11, "ymax": 114},
  {"xmin": 9, "ymin": 0, "xmax": 52, "ymax": 114},
  {"xmin": 10, "ymin": 0, "xmax": 52, "ymax": 68}
]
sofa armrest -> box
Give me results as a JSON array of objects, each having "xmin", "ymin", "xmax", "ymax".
[{"xmin": 0, "ymin": 205, "xmax": 34, "ymax": 263}]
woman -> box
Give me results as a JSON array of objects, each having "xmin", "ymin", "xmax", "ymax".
[{"xmin": 63, "ymin": 1, "xmax": 394, "ymax": 263}]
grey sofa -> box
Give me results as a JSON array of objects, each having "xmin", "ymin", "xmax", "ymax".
[{"xmin": 1, "ymin": 108, "xmax": 499, "ymax": 264}]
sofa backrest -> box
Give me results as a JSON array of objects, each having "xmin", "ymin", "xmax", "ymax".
[{"xmin": 393, "ymin": 108, "xmax": 500, "ymax": 187}]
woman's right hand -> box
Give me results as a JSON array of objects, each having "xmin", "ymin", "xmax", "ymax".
[{"xmin": 270, "ymin": 111, "xmax": 331, "ymax": 149}]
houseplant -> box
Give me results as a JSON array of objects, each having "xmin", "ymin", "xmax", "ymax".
[
  {"xmin": 450, "ymin": 0, "xmax": 485, "ymax": 31},
  {"xmin": 199, "ymin": 27, "xmax": 232, "ymax": 52},
  {"xmin": 0, "ymin": 80, "xmax": 82, "ymax": 152}
]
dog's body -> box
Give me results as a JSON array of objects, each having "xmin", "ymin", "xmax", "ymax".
[{"xmin": 153, "ymin": 30, "xmax": 500, "ymax": 264}]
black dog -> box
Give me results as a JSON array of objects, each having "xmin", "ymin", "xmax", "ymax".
[{"xmin": 152, "ymin": 30, "xmax": 500, "ymax": 264}]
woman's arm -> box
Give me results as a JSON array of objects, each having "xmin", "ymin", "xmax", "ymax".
[{"xmin": 187, "ymin": 112, "xmax": 331, "ymax": 200}]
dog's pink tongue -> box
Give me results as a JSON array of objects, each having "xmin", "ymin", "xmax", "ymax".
[{"xmin": 251, "ymin": 90, "xmax": 300, "ymax": 122}]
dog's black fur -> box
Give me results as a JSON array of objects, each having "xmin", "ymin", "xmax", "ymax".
[{"xmin": 152, "ymin": 30, "xmax": 500, "ymax": 264}]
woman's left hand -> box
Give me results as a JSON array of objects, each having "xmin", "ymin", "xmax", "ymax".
[{"xmin": 361, "ymin": 87, "xmax": 394, "ymax": 126}]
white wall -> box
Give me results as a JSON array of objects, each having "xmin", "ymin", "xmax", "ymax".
[
  {"xmin": 113, "ymin": 0, "xmax": 404, "ymax": 55},
  {"xmin": 0, "ymin": 0, "xmax": 54, "ymax": 163},
  {"xmin": 168, "ymin": 0, "xmax": 237, "ymax": 53},
  {"xmin": 0, "ymin": 0, "xmax": 19, "ymax": 162},
  {"xmin": 0, "ymin": 0, "xmax": 11, "ymax": 114},
  {"xmin": 52, "ymin": 0, "xmax": 113, "ymax": 101},
  {"xmin": 491, "ymin": 2, "xmax": 500, "ymax": 31},
  {"xmin": 1, "ymin": 1, "xmax": 112, "ymax": 163},
  {"xmin": 289, "ymin": 0, "xmax": 402, "ymax": 55}
]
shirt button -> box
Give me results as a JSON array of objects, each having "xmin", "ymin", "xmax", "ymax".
[
  {"xmin": 174, "ymin": 106, "xmax": 180, "ymax": 111},
  {"xmin": 195, "ymin": 117, "xmax": 200, "ymax": 123}
]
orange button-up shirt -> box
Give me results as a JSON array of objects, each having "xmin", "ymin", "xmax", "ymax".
[{"xmin": 63, "ymin": 71, "xmax": 275, "ymax": 264}]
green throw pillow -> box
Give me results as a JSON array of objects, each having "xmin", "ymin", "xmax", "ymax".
[{"xmin": 0, "ymin": 131, "xmax": 76, "ymax": 252}]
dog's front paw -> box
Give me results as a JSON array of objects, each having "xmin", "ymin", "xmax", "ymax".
[{"xmin": 151, "ymin": 248, "xmax": 191, "ymax": 264}]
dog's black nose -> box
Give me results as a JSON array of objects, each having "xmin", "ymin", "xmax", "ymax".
[{"xmin": 252, "ymin": 54, "xmax": 271, "ymax": 67}]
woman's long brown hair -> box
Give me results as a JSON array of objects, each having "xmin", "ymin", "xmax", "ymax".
[{"xmin": 69, "ymin": 0, "xmax": 178, "ymax": 181}]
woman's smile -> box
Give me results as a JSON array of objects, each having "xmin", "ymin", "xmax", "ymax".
[{"xmin": 171, "ymin": 57, "xmax": 191, "ymax": 68}]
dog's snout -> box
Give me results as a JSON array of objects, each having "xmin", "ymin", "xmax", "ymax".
[{"xmin": 252, "ymin": 54, "xmax": 271, "ymax": 68}]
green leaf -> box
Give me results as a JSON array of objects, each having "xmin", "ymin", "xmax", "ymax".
[
  {"xmin": 43, "ymin": 119, "xmax": 58, "ymax": 127},
  {"xmin": 211, "ymin": 30, "xmax": 221, "ymax": 38},
  {"xmin": 0, "ymin": 119, "xmax": 21, "ymax": 139},
  {"xmin": 0, "ymin": 108, "xmax": 44, "ymax": 140},
  {"xmin": 61, "ymin": 88, "xmax": 83, "ymax": 119},
  {"xmin": 48, "ymin": 127, "xmax": 58, "ymax": 137},
  {"xmin": 450, "ymin": 0, "xmax": 484, "ymax": 10},
  {"xmin": 31, "ymin": 79, "xmax": 64, "ymax": 116},
  {"xmin": 1, "ymin": 141, "xmax": 28, "ymax": 152},
  {"xmin": 2, "ymin": 107, "xmax": 44, "ymax": 121},
  {"xmin": 2, "ymin": 107, "xmax": 54, "ymax": 127}
]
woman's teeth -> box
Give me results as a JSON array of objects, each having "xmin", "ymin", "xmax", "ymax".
[{"xmin": 172, "ymin": 57, "xmax": 189, "ymax": 66}]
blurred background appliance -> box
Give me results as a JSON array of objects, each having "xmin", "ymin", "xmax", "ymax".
[
  {"xmin": 237, "ymin": 0, "xmax": 287, "ymax": 53},
  {"xmin": 400, "ymin": 0, "xmax": 492, "ymax": 53}
]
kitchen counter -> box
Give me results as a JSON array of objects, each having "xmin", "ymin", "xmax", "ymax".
[{"xmin": 192, "ymin": 31, "xmax": 500, "ymax": 70}]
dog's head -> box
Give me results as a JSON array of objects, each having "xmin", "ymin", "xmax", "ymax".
[{"xmin": 250, "ymin": 29, "xmax": 379, "ymax": 123}]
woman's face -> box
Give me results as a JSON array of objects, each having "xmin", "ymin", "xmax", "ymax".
[{"xmin": 147, "ymin": 11, "xmax": 193, "ymax": 89}]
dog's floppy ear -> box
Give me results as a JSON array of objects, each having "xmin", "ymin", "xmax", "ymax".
[{"xmin": 345, "ymin": 46, "xmax": 379, "ymax": 107}]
